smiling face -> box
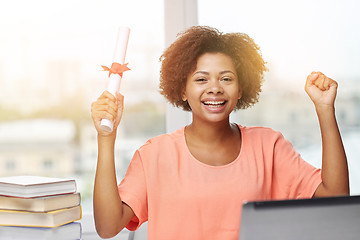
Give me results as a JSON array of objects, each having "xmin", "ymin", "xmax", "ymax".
[{"xmin": 183, "ymin": 52, "xmax": 242, "ymax": 124}]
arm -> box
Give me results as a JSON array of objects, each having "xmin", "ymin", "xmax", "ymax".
[
  {"xmin": 91, "ymin": 91, "xmax": 135, "ymax": 238},
  {"xmin": 304, "ymin": 72, "xmax": 349, "ymax": 197}
]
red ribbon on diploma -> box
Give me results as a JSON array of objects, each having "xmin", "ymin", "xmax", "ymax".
[{"xmin": 101, "ymin": 62, "xmax": 130, "ymax": 77}]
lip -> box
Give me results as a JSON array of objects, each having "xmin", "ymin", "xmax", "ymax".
[
  {"xmin": 201, "ymin": 98, "xmax": 228, "ymax": 113},
  {"xmin": 201, "ymin": 97, "xmax": 227, "ymax": 103}
]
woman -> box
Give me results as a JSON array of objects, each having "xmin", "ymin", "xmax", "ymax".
[{"xmin": 91, "ymin": 26, "xmax": 349, "ymax": 239}]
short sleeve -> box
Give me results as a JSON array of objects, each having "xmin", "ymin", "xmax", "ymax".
[
  {"xmin": 118, "ymin": 150, "xmax": 148, "ymax": 231},
  {"xmin": 271, "ymin": 133, "xmax": 322, "ymax": 200}
]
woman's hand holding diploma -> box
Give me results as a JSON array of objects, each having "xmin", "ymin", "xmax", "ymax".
[
  {"xmin": 304, "ymin": 72, "xmax": 349, "ymax": 197},
  {"xmin": 91, "ymin": 90, "xmax": 135, "ymax": 238},
  {"xmin": 91, "ymin": 27, "xmax": 135, "ymax": 238},
  {"xmin": 91, "ymin": 91, "xmax": 124, "ymax": 137}
]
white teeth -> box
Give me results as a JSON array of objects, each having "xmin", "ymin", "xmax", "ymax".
[{"xmin": 203, "ymin": 101, "xmax": 225, "ymax": 105}]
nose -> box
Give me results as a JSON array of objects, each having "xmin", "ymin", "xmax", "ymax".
[{"xmin": 207, "ymin": 80, "xmax": 223, "ymax": 94}]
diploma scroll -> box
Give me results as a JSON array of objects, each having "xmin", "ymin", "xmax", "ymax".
[{"xmin": 100, "ymin": 27, "xmax": 130, "ymax": 132}]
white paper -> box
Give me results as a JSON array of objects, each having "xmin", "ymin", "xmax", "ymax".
[{"xmin": 100, "ymin": 27, "xmax": 130, "ymax": 132}]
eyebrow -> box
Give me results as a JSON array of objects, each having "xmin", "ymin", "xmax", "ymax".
[{"xmin": 192, "ymin": 70, "xmax": 236, "ymax": 77}]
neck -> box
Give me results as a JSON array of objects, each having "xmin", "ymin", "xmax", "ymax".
[{"xmin": 185, "ymin": 118, "xmax": 236, "ymax": 143}]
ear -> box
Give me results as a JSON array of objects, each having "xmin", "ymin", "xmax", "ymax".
[
  {"xmin": 237, "ymin": 87, "xmax": 242, "ymax": 100},
  {"xmin": 182, "ymin": 90, "xmax": 187, "ymax": 101}
]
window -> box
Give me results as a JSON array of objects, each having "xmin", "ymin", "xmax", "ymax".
[
  {"xmin": 198, "ymin": 0, "xmax": 360, "ymax": 195},
  {"xmin": 0, "ymin": 0, "xmax": 165, "ymax": 212}
]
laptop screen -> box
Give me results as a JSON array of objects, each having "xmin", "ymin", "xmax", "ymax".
[{"xmin": 239, "ymin": 195, "xmax": 360, "ymax": 240}]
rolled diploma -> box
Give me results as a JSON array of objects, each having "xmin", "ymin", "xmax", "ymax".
[{"xmin": 100, "ymin": 27, "xmax": 130, "ymax": 132}]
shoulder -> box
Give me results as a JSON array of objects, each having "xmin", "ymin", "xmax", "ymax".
[
  {"xmin": 238, "ymin": 125, "xmax": 298, "ymax": 164},
  {"xmin": 132, "ymin": 128, "xmax": 186, "ymax": 170},
  {"xmin": 239, "ymin": 125, "xmax": 283, "ymax": 140},
  {"xmin": 238, "ymin": 125, "xmax": 289, "ymax": 152},
  {"xmin": 136, "ymin": 127, "xmax": 185, "ymax": 154}
]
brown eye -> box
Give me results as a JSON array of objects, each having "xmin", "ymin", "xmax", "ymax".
[
  {"xmin": 195, "ymin": 78, "xmax": 206, "ymax": 82},
  {"xmin": 222, "ymin": 77, "xmax": 232, "ymax": 81}
]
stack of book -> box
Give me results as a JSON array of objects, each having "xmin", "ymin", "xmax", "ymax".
[
  {"xmin": 0, "ymin": 222, "xmax": 81, "ymax": 240},
  {"xmin": 0, "ymin": 176, "xmax": 82, "ymax": 231}
]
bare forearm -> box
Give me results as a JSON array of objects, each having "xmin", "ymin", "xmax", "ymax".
[
  {"xmin": 315, "ymin": 106, "xmax": 349, "ymax": 196},
  {"xmin": 93, "ymin": 135, "xmax": 125, "ymax": 238},
  {"xmin": 91, "ymin": 91, "xmax": 133, "ymax": 237}
]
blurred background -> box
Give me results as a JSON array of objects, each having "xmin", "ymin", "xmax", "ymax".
[{"xmin": 0, "ymin": 0, "xmax": 359, "ymax": 213}]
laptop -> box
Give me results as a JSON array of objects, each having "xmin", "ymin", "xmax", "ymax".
[{"xmin": 239, "ymin": 195, "xmax": 360, "ymax": 240}]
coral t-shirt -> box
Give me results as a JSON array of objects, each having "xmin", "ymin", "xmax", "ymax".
[{"xmin": 118, "ymin": 125, "xmax": 322, "ymax": 240}]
